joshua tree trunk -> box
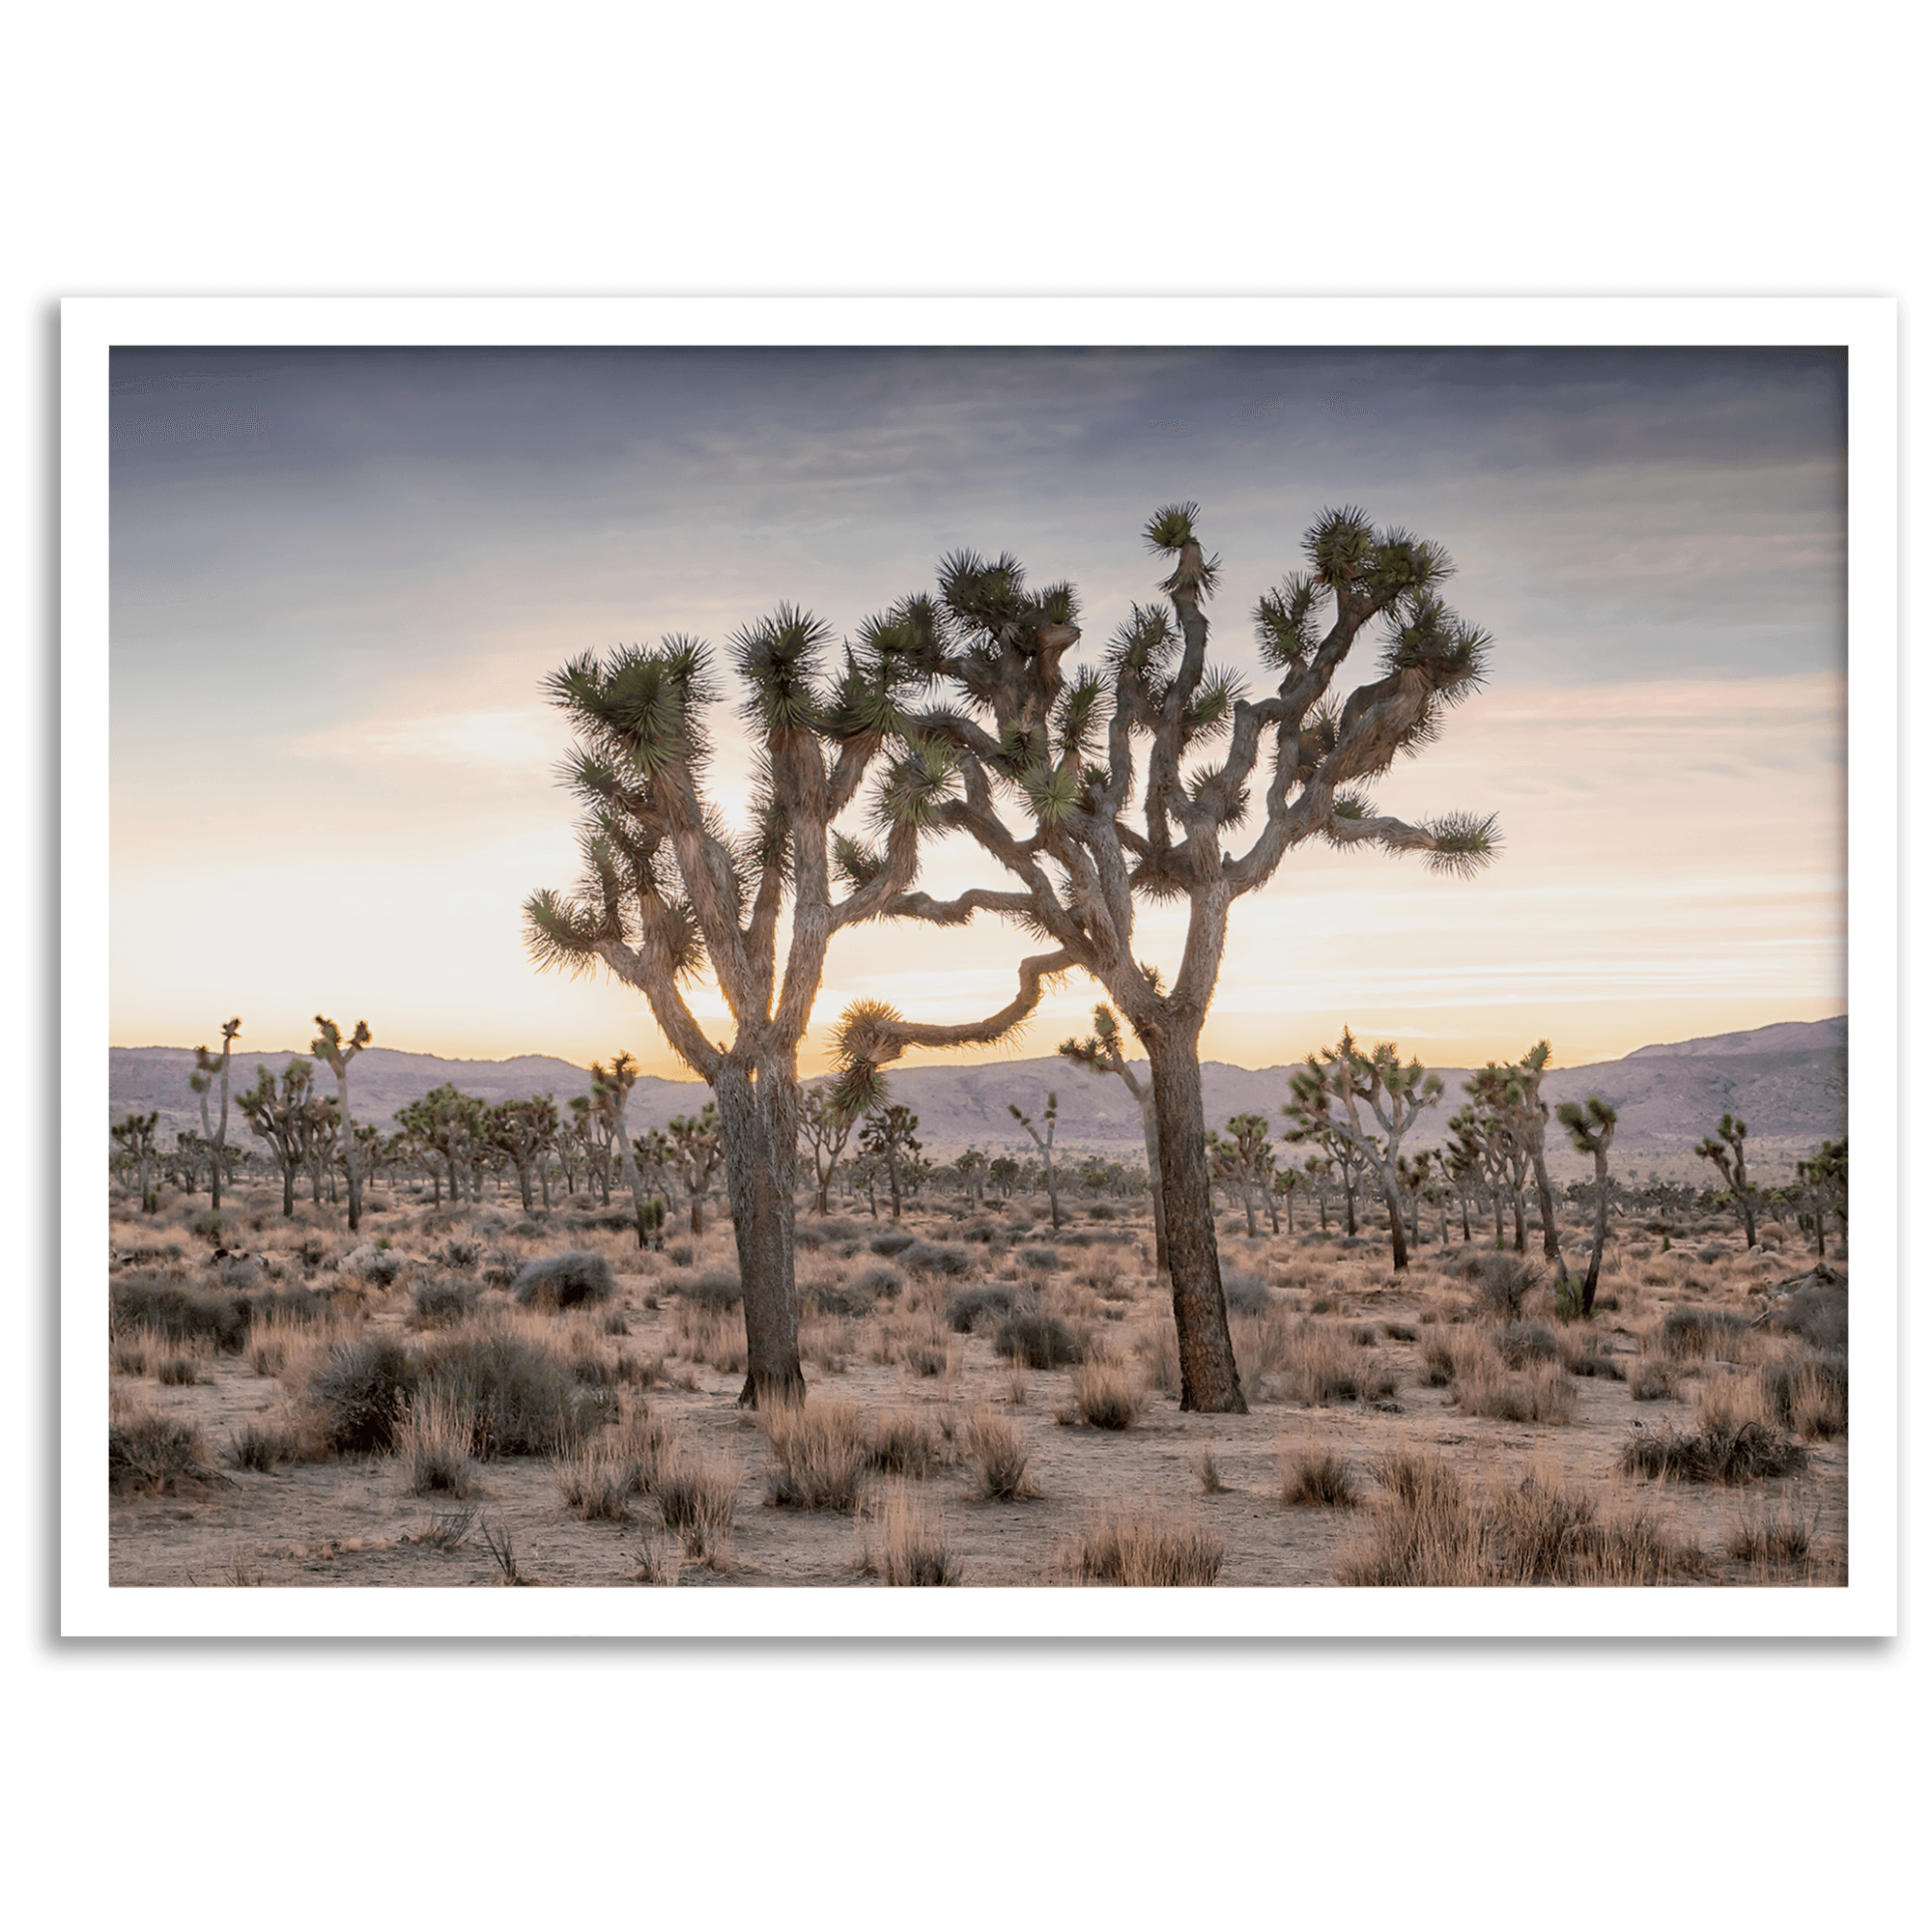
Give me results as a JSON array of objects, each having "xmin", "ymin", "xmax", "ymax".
[
  {"xmin": 610, "ymin": 1120, "xmax": 649, "ymax": 1249},
  {"xmin": 1147, "ymin": 1025, "xmax": 1247, "ymax": 1413},
  {"xmin": 714, "ymin": 1056, "xmax": 807, "ymax": 1408},
  {"xmin": 1379, "ymin": 1181, "xmax": 1409, "ymax": 1271}
]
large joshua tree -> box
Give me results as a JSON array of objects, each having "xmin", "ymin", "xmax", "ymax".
[
  {"xmin": 188, "ymin": 1017, "xmax": 242, "ymax": 1209},
  {"xmin": 1695, "ymin": 1112, "xmax": 1758, "ymax": 1247},
  {"xmin": 827, "ymin": 505, "xmax": 1495, "ymax": 1411},
  {"xmin": 525, "ymin": 609, "xmax": 1053, "ymax": 1409},
  {"xmin": 311, "ymin": 1016, "xmax": 372, "ymax": 1232}
]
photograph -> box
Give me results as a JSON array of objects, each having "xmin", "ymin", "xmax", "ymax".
[{"xmin": 66, "ymin": 298, "xmax": 1894, "ymax": 1634}]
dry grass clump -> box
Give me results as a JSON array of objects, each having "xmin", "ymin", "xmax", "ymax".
[
  {"xmin": 1630, "ymin": 1356, "xmax": 1678, "ymax": 1402},
  {"xmin": 762, "ymin": 1400, "xmax": 869, "ymax": 1513},
  {"xmin": 554, "ymin": 1441, "xmax": 648, "ymax": 1521},
  {"xmin": 1573, "ymin": 1496, "xmax": 1710, "ymax": 1584},
  {"xmin": 398, "ymin": 1390, "xmax": 477, "ymax": 1497},
  {"xmin": 867, "ymin": 1407, "xmax": 944, "ymax": 1478},
  {"xmin": 653, "ymin": 1447, "xmax": 741, "ymax": 1564},
  {"xmin": 855, "ymin": 1485, "xmax": 961, "ymax": 1586},
  {"xmin": 667, "ymin": 1302, "xmax": 748, "ymax": 1376},
  {"xmin": 1066, "ymin": 1361, "xmax": 1145, "ymax": 1431},
  {"xmin": 1192, "ymin": 1449, "xmax": 1227, "ymax": 1494},
  {"xmin": 1279, "ymin": 1321, "xmax": 1396, "ymax": 1406},
  {"xmin": 1761, "ymin": 1352, "xmax": 1848, "ymax": 1440},
  {"xmin": 1277, "ymin": 1439, "xmax": 1358, "ymax": 1507},
  {"xmin": 1445, "ymin": 1331, "xmax": 1577, "ymax": 1425},
  {"xmin": 1620, "ymin": 1383, "xmax": 1809, "ymax": 1484},
  {"xmin": 1658, "ymin": 1306, "xmax": 1750, "ymax": 1358},
  {"xmin": 155, "ymin": 1354, "xmax": 202, "ymax": 1386},
  {"xmin": 1724, "ymin": 1494, "xmax": 1816, "ymax": 1566},
  {"xmin": 225, "ymin": 1420, "xmax": 298, "ymax": 1471},
  {"xmin": 108, "ymin": 1395, "xmax": 219, "ymax": 1494},
  {"xmin": 996, "ymin": 1310, "xmax": 1078, "ymax": 1369},
  {"xmin": 1486, "ymin": 1468, "xmax": 1599, "ymax": 1583},
  {"xmin": 1075, "ymin": 1506, "xmax": 1225, "ymax": 1586},
  {"xmin": 964, "ymin": 1406, "xmax": 1040, "ymax": 1500},
  {"xmin": 631, "ymin": 1536, "xmax": 684, "ymax": 1585},
  {"xmin": 1133, "ymin": 1318, "xmax": 1181, "ymax": 1397}
]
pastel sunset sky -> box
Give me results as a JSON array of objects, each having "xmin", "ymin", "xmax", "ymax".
[{"xmin": 108, "ymin": 343, "xmax": 1847, "ymax": 1075}]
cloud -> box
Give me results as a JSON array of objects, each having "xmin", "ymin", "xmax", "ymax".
[{"xmin": 292, "ymin": 706, "xmax": 567, "ymax": 771}]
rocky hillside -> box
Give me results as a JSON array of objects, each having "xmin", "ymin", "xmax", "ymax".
[{"xmin": 110, "ymin": 1016, "xmax": 1846, "ymax": 1158}]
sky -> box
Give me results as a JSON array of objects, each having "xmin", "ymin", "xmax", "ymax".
[{"xmin": 107, "ymin": 344, "xmax": 1848, "ymax": 1076}]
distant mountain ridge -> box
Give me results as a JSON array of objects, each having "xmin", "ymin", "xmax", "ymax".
[{"xmin": 109, "ymin": 1016, "xmax": 1847, "ymax": 1156}]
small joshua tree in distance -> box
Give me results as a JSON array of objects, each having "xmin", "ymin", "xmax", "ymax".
[
  {"xmin": 311, "ymin": 1017, "xmax": 372, "ymax": 1233},
  {"xmin": 188, "ymin": 1017, "xmax": 242, "ymax": 1210},
  {"xmin": 1695, "ymin": 1112, "xmax": 1758, "ymax": 1247},
  {"xmin": 1555, "ymin": 1094, "xmax": 1619, "ymax": 1316}
]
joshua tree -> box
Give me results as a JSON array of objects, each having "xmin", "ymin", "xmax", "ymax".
[
  {"xmin": 397, "ymin": 1084, "xmax": 488, "ymax": 1206},
  {"xmin": 310, "ymin": 1017, "xmax": 372, "ymax": 1232},
  {"xmin": 1555, "ymin": 1094, "xmax": 1619, "ymax": 1315},
  {"xmin": 827, "ymin": 504, "xmax": 1496, "ymax": 1412},
  {"xmin": 489, "ymin": 1094, "xmax": 559, "ymax": 1211},
  {"xmin": 1060, "ymin": 1000, "xmax": 1167, "ymax": 1271},
  {"xmin": 111, "ymin": 1110, "xmax": 161, "ymax": 1213},
  {"xmin": 237, "ymin": 1061, "xmax": 320, "ymax": 1216},
  {"xmin": 797, "ymin": 1085, "xmax": 863, "ymax": 1215},
  {"xmin": 953, "ymin": 1146, "xmax": 989, "ymax": 1208},
  {"xmin": 1286, "ymin": 1031, "xmax": 1441, "ymax": 1270},
  {"xmin": 1465, "ymin": 1050, "xmax": 1563, "ymax": 1264},
  {"xmin": 1007, "ymin": 1091, "xmax": 1062, "ymax": 1230},
  {"xmin": 1272, "ymin": 1165, "xmax": 1300, "ymax": 1233},
  {"xmin": 526, "ymin": 605, "xmax": 1061, "ymax": 1408},
  {"xmin": 988, "ymin": 1154, "xmax": 1020, "ymax": 1201},
  {"xmin": 188, "ymin": 1017, "xmax": 242, "ymax": 1209},
  {"xmin": 1695, "ymin": 1113, "xmax": 1759, "ymax": 1247},
  {"xmin": 664, "ymin": 1101, "xmax": 725, "ymax": 1236},
  {"xmin": 1796, "ymin": 1137, "xmax": 1849, "ymax": 1259},
  {"xmin": 1207, "ymin": 1111, "xmax": 1276, "ymax": 1238},
  {"xmin": 858, "ymin": 1101, "xmax": 922, "ymax": 1222}
]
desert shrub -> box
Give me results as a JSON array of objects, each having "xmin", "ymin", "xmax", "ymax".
[
  {"xmin": 1068, "ymin": 1362, "xmax": 1143, "ymax": 1431},
  {"xmin": 1221, "ymin": 1272, "xmax": 1269, "ymax": 1316},
  {"xmin": 899, "ymin": 1242, "xmax": 972, "ymax": 1278},
  {"xmin": 1725, "ymin": 1495, "xmax": 1815, "ymax": 1565},
  {"xmin": 1280, "ymin": 1321, "xmax": 1395, "ymax": 1406},
  {"xmin": 960, "ymin": 1218, "xmax": 1002, "ymax": 1244},
  {"xmin": 1762, "ymin": 1353, "xmax": 1848, "ymax": 1439},
  {"xmin": 1630, "ymin": 1357, "xmax": 1677, "ymax": 1402},
  {"xmin": 1573, "ymin": 1498, "xmax": 1709, "ymax": 1585},
  {"xmin": 513, "ymin": 1251, "xmax": 616, "ymax": 1309},
  {"xmin": 602, "ymin": 1310, "xmax": 631, "ymax": 1336},
  {"xmin": 868, "ymin": 1231, "xmax": 917, "ymax": 1259},
  {"xmin": 1420, "ymin": 1335, "xmax": 1456, "ymax": 1387},
  {"xmin": 225, "ymin": 1422, "xmax": 297, "ymax": 1472},
  {"xmin": 1135, "ymin": 1320, "xmax": 1181, "ymax": 1397},
  {"xmin": 792, "ymin": 1223, "xmax": 825, "ymax": 1252},
  {"xmin": 611, "ymin": 1410, "xmax": 682, "ymax": 1494},
  {"xmin": 666, "ymin": 1241, "xmax": 696, "ymax": 1266},
  {"xmin": 110, "ymin": 1274, "xmax": 310, "ymax": 1352},
  {"xmin": 1077, "ymin": 1509, "xmax": 1224, "ymax": 1586},
  {"xmin": 554, "ymin": 1443, "xmax": 643, "ymax": 1521},
  {"xmin": 112, "ymin": 1342, "xmax": 147, "ymax": 1378},
  {"xmin": 1766, "ymin": 1281, "xmax": 1848, "ymax": 1350},
  {"xmin": 1383, "ymin": 1321, "xmax": 1417, "ymax": 1343},
  {"xmin": 1451, "ymin": 1349, "xmax": 1576, "ymax": 1426},
  {"xmin": 851, "ymin": 1264, "xmax": 904, "ymax": 1300},
  {"xmin": 305, "ymin": 1337, "xmax": 424, "ymax": 1453},
  {"xmin": 762, "ymin": 1401, "xmax": 869, "ymax": 1513},
  {"xmin": 1278, "ymin": 1442, "xmax": 1358, "ymax": 1507},
  {"xmin": 1335, "ymin": 1456, "xmax": 1488, "ymax": 1587},
  {"xmin": 810, "ymin": 1282, "xmax": 870, "ymax": 1319},
  {"xmin": 673, "ymin": 1268, "xmax": 743, "ymax": 1311},
  {"xmin": 1621, "ymin": 1422, "xmax": 1808, "ymax": 1484},
  {"xmin": 399, "ymin": 1390, "xmax": 476, "ymax": 1497},
  {"xmin": 996, "ymin": 1311, "xmax": 1079, "ymax": 1369},
  {"xmin": 108, "ymin": 1402, "xmax": 217, "ymax": 1494},
  {"xmin": 1497, "ymin": 1321, "xmax": 1560, "ymax": 1368},
  {"xmin": 1466, "ymin": 1253, "xmax": 1542, "ymax": 1321},
  {"xmin": 654, "ymin": 1450, "xmax": 740, "ymax": 1561},
  {"xmin": 1017, "ymin": 1245, "xmax": 1064, "ymax": 1272},
  {"xmin": 868, "ymin": 1407, "xmax": 944, "ymax": 1478},
  {"xmin": 424, "ymin": 1326, "xmax": 606, "ymax": 1457},
  {"xmin": 946, "ymin": 1284, "xmax": 1019, "ymax": 1333},
  {"xmin": 410, "ymin": 1276, "xmax": 479, "ymax": 1328},
  {"xmin": 439, "ymin": 1238, "xmax": 481, "ymax": 1272},
  {"xmin": 1660, "ymin": 1307, "xmax": 1749, "ymax": 1357},
  {"xmin": 1564, "ymin": 1349, "xmax": 1628, "ymax": 1380},
  {"xmin": 1487, "ymin": 1469, "xmax": 1598, "ymax": 1583},
  {"xmin": 873, "ymin": 1487, "xmax": 960, "ymax": 1586},
  {"xmin": 965, "ymin": 1407, "xmax": 1039, "ymax": 1500},
  {"xmin": 156, "ymin": 1355, "xmax": 201, "ymax": 1386},
  {"xmin": 1350, "ymin": 1323, "xmax": 1380, "ymax": 1347}
]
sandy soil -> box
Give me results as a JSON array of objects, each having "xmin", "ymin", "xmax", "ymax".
[{"xmin": 104, "ymin": 1190, "xmax": 1848, "ymax": 1589}]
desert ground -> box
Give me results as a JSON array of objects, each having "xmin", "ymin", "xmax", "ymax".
[{"xmin": 104, "ymin": 1182, "xmax": 1848, "ymax": 1588}]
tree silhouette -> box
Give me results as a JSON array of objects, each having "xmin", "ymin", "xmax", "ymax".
[
  {"xmin": 1555, "ymin": 1094, "xmax": 1619, "ymax": 1314},
  {"xmin": 1060, "ymin": 1001, "xmax": 1167, "ymax": 1270},
  {"xmin": 238, "ymin": 1061, "xmax": 321, "ymax": 1216},
  {"xmin": 664, "ymin": 1101, "xmax": 725, "ymax": 1235},
  {"xmin": 797, "ymin": 1086, "xmax": 863, "ymax": 1216},
  {"xmin": 858, "ymin": 1102, "xmax": 922, "ymax": 1222},
  {"xmin": 830, "ymin": 505, "xmax": 1495, "ymax": 1410},
  {"xmin": 526, "ymin": 604, "xmax": 1058, "ymax": 1407},
  {"xmin": 188, "ymin": 1017, "xmax": 242, "ymax": 1209},
  {"xmin": 489, "ymin": 1094, "xmax": 559, "ymax": 1212},
  {"xmin": 1796, "ymin": 1137, "xmax": 1849, "ymax": 1259},
  {"xmin": 111, "ymin": 1110, "xmax": 161, "ymax": 1213},
  {"xmin": 1207, "ymin": 1112, "xmax": 1276, "ymax": 1238},
  {"xmin": 1695, "ymin": 1113, "xmax": 1758, "ymax": 1246},
  {"xmin": 311, "ymin": 1017, "xmax": 372, "ymax": 1232},
  {"xmin": 1007, "ymin": 1091, "xmax": 1062, "ymax": 1230},
  {"xmin": 1286, "ymin": 1030, "xmax": 1441, "ymax": 1270}
]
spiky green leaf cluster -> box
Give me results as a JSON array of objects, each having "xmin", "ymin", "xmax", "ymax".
[
  {"xmin": 1422, "ymin": 810, "xmax": 1502, "ymax": 878},
  {"xmin": 1253, "ymin": 573, "xmax": 1324, "ymax": 668}
]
